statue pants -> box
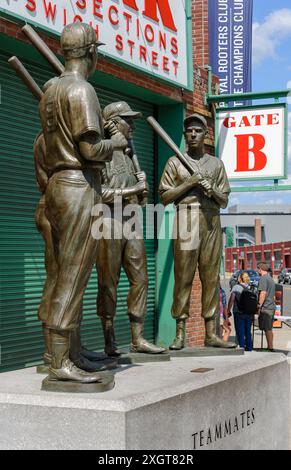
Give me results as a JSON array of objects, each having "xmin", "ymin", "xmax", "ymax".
[
  {"xmin": 35, "ymin": 195, "xmax": 58, "ymax": 323},
  {"xmin": 172, "ymin": 208, "xmax": 222, "ymax": 321},
  {"xmin": 96, "ymin": 227, "xmax": 148, "ymax": 322},
  {"xmin": 44, "ymin": 169, "xmax": 101, "ymax": 331}
]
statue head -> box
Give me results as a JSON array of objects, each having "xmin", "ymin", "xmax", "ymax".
[
  {"xmin": 61, "ymin": 22, "xmax": 104, "ymax": 76},
  {"xmin": 183, "ymin": 114, "xmax": 208, "ymax": 154},
  {"xmin": 103, "ymin": 101, "xmax": 142, "ymax": 140}
]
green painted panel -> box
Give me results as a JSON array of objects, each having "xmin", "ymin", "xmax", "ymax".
[{"xmin": 0, "ymin": 50, "xmax": 155, "ymax": 372}]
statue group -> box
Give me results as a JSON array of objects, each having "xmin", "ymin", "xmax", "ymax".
[{"xmin": 13, "ymin": 23, "xmax": 235, "ymax": 391}]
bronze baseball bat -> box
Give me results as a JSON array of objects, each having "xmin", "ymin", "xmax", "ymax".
[
  {"xmin": 8, "ymin": 56, "xmax": 43, "ymax": 101},
  {"xmin": 147, "ymin": 116, "xmax": 201, "ymax": 177},
  {"xmin": 22, "ymin": 24, "xmax": 64, "ymax": 74},
  {"xmin": 127, "ymin": 139, "xmax": 141, "ymax": 172}
]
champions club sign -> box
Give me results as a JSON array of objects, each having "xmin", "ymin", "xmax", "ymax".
[
  {"xmin": 209, "ymin": 0, "xmax": 253, "ymax": 106},
  {"xmin": 0, "ymin": 0, "xmax": 189, "ymax": 88}
]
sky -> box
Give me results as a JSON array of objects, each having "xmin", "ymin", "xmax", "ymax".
[{"xmin": 227, "ymin": 0, "xmax": 291, "ymax": 209}]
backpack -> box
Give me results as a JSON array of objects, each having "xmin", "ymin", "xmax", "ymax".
[{"xmin": 237, "ymin": 286, "xmax": 258, "ymax": 315}]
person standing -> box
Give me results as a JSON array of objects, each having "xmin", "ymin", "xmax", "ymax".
[
  {"xmin": 228, "ymin": 272, "xmax": 253, "ymax": 351},
  {"xmin": 257, "ymin": 262, "xmax": 276, "ymax": 351},
  {"xmin": 38, "ymin": 23, "xmax": 127, "ymax": 383},
  {"xmin": 159, "ymin": 113, "xmax": 236, "ymax": 350},
  {"xmin": 220, "ymin": 286, "xmax": 231, "ymax": 342}
]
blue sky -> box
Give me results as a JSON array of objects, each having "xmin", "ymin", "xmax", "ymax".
[{"xmin": 228, "ymin": 0, "xmax": 291, "ymax": 208}]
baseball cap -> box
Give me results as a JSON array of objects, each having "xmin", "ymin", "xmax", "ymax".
[
  {"xmin": 184, "ymin": 113, "xmax": 207, "ymax": 129},
  {"xmin": 103, "ymin": 101, "xmax": 142, "ymax": 121},
  {"xmin": 61, "ymin": 23, "xmax": 105, "ymax": 53}
]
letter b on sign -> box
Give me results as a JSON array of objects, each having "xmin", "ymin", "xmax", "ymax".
[{"xmin": 234, "ymin": 134, "xmax": 267, "ymax": 172}]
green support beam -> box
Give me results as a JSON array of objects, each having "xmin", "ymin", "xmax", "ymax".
[
  {"xmin": 231, "ymin": 185, "xmax": 291, "ymax": 193},
  {"xmin": 206, "ymin": 89, "xmax": 291, "ymax": 105}
]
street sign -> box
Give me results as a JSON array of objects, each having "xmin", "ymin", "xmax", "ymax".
[
  {"xmin": 0, "ymin": 0, "xmax": 192, "ymax": 89},
  {"xmin": 216, "ymin": 103, "xmax": 288, "ymax": 182}
]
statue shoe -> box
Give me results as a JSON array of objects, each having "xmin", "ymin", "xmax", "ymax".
[
  {"xmin": 169, "ymin": 336, "xmax": 185, "ymax": 350},
  {"xmin": 43, "ymin": 352, "xmax": 52, "ymax": 365},
  {"xmin": 81, "ymin": 347, "xmax": 107, "ymax": 362},
  {"xmin": 105, "ymin": 343, "xmax": 122, "ymax": 357},
  {"xmin": 48, "ymin": 359, "xmax": 102, "ymax": 383},
  {"xmin": 130, "ymin": 339, "xmax": 166, "ymax": 354},
  {"xmin": 205, "ymin": 335, "xmax": 237, "ymax": 349},
  {"xmin": 72, "ymin": 355, "xmax": 117, "ymax": 372}
]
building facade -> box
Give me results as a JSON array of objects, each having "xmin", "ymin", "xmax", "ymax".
[
  {"xmin": 225, "ymin": 241, "xmax": 291, "ymax": 275},
  {"xmin": 221, "ymin": 205, "xmax": 291, "ymax": 247},
  {"xmin": 0, "ymin": 0, "xmax": 215, "ymax": 371}
]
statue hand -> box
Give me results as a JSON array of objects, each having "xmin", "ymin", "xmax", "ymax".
[
  {"xmin": 135, "ymin": 171, "xmax": 147, "ymax": 182},
  {"xmin": 187, "ymin": 174, "xmax": 201, "ymax": 187},
  {"xmin": 200, "ymin": 179, "xmax": 213, "ymax": 197},
  {"xmin": 134, "ymin": 180, "xmax": 148, "ymax": 194},
  {"xmin": 111, "ymin": 131, "xmax": 128, "ymax": 151}
]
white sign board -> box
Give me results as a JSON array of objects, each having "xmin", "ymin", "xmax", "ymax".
[
  {"xmin": 0, "ymin": 0, "xmax": 190, "ymax": 88},
  {"xmin": 217, "ymin": 105, "xmax": 287, "ymax": 181}
]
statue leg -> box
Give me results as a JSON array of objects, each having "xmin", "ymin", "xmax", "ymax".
[
  {"xmin": 45, "ymin": 171, "xmax": 102, "ymax": 382},
  {"xmin": 199, "ymin": 214, "xmax": 236, "ymax": 348},
  {"xmin": 35, "ymin": 196, "xmax": 58, "ymax": 365},
  {"xmin": 124, "ymin": 238, "xmax": 166, "ymax": 354},
  {"xmin": 170, "ymin": 230, "xmax": 199, "ymax": 350},
  {"xmin": 96, "ymin": 236, "xmax": 122, "ymax": 357},
  {"xmin": 42, "ymin": 323, "xmax": 52, "ymax": 365}
]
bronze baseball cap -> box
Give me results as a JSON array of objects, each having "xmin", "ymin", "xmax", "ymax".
[
  {"xmin": 184, "ymin": 113, "xmax": 207, "ymax": 129},
  {"xmin": 103, "ymin": 101, "xmax": 142, "ymax": 121},
  {"xmin": 61, "ymin": 23, "xmax": 105, "ymax": 52}
]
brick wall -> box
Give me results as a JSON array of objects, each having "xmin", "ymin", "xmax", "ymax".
[
  {"xmin": 1, "ymin": 1, "xmax": 216, "ymax": 348},
  {"xmin": 192, "ymin": 0, "xmax": 209, "ymax": 68}
]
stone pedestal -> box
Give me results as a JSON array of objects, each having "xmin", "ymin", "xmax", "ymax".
[
  {"xmin": 169, "ymin": 347, "xmax": 244, "ymax": 357},
  {"xmin": 118, "ymin": 350, "xmax": 170, "ymax": 364},
  {"xmin": 0, "ymin": 352, "xmax": 289, "ymax": 450}
]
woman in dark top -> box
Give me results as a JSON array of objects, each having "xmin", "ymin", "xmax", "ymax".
[{"xmin": 228, "ymin": 272, "xmax": 253, "ymax": 351}]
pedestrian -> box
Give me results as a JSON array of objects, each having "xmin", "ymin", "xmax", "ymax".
[
  {"xmin": 227, "ymin": 272, "xmax": 254, "ymax": 351},
  {"xmin": 257, "ymin": 262, "xmax": 276, "ymax": 351},
  {"xmin": 220, "ymin": 286, "xmax": 231, "ymax": 342}
]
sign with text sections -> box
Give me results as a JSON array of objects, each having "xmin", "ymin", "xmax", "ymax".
[
  {"xmin": 0, "ymin": 0, "xmax": 190, "ymax": 89},
  {"xmin": 216, "ymin": 104, "xmax": 287, "ymax": 181}
]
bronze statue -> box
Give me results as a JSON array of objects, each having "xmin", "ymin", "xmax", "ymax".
[
  {"xmin": 38, "ymin": 23, "xmax": 127, "ymax": 384},
  {"xmin": 34, "ymin": 128, "xmax": 116, "ymax": 373},
  {"xmin": 159, "ymin": 114, "xmax": 236, "ymax": 350},
  {"xmin": 96, "ymin": 101, "xmax": 166, "ymax": 356}
]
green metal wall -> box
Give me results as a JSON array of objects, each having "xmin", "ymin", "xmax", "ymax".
[{"xmin": 0, "ymin": 51, "xmax": 155, "ymax": 372}]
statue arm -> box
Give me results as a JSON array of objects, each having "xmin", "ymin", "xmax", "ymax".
[
  {"xmin": 159, "ymin": 181, "xmax": 194, "ymax": 206},
  {"xmin": 101, "ymin": 185, "xmax": 142, "ymax": 204},
  {"xmin": 159, "ymin": 159, "xmax": 200, "ymax": 206},
  {"xmin": 210, "ymin": 161, "xmax": 231, "ymax": 209},
  {"xmin": 79, "ymin": 132, "xmax": 113, "ymax": 162},
  {"xmin": 211, "ymin": 187, "xmax": 229, "ymax": 209}
]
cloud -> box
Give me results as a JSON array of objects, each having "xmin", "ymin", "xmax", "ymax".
[{"xmin": 253, "ymin": 9, "xmax": 291, "ymax": 66}]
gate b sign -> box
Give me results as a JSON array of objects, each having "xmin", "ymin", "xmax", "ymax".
[{"xmin": 216, "ymin": 104, "xmax": 287, "ymax": 181}]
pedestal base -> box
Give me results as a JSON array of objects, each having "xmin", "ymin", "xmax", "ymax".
[
  {"xmin": 0, "ymin": 353, "xmax": 289, "ymax": 449},
  {"xmin": 36, "ymin": 364, "xmax": 50, "ymax": 375},
  {"xmin": 118, "ymin": 350, "xmax": 170, "ymax": 364},
  {"xmin": 36, "ymin": 358, "xmax": 118, "ymax": 375},
  {"xmin": 41, "ymin": 371, "xmax": 115, "ymax": 393},
  {"xmin": 169, "ymin": 347, "xmax": 244, "ymax": 357}
]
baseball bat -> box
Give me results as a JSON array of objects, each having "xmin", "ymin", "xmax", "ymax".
[
  {"xmin": 147, "ymin": 116, "xmax": 201, "ymax": 177},
  {"xmin": 8, "ymin": 56, "xmax": 43, "ymax": 101},
  {"xmin": 22, "ymin": 24, "xmax": 64, "ymax": 75}
]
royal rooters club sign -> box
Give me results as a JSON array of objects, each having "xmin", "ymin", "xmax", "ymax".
[
  {"xmin": 217, "ymin": 104, "xmax": 287, "ymax": 181},
  {"xmin": 0, "ymin": 0, "xmax": 189, "ymax": 88}
]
